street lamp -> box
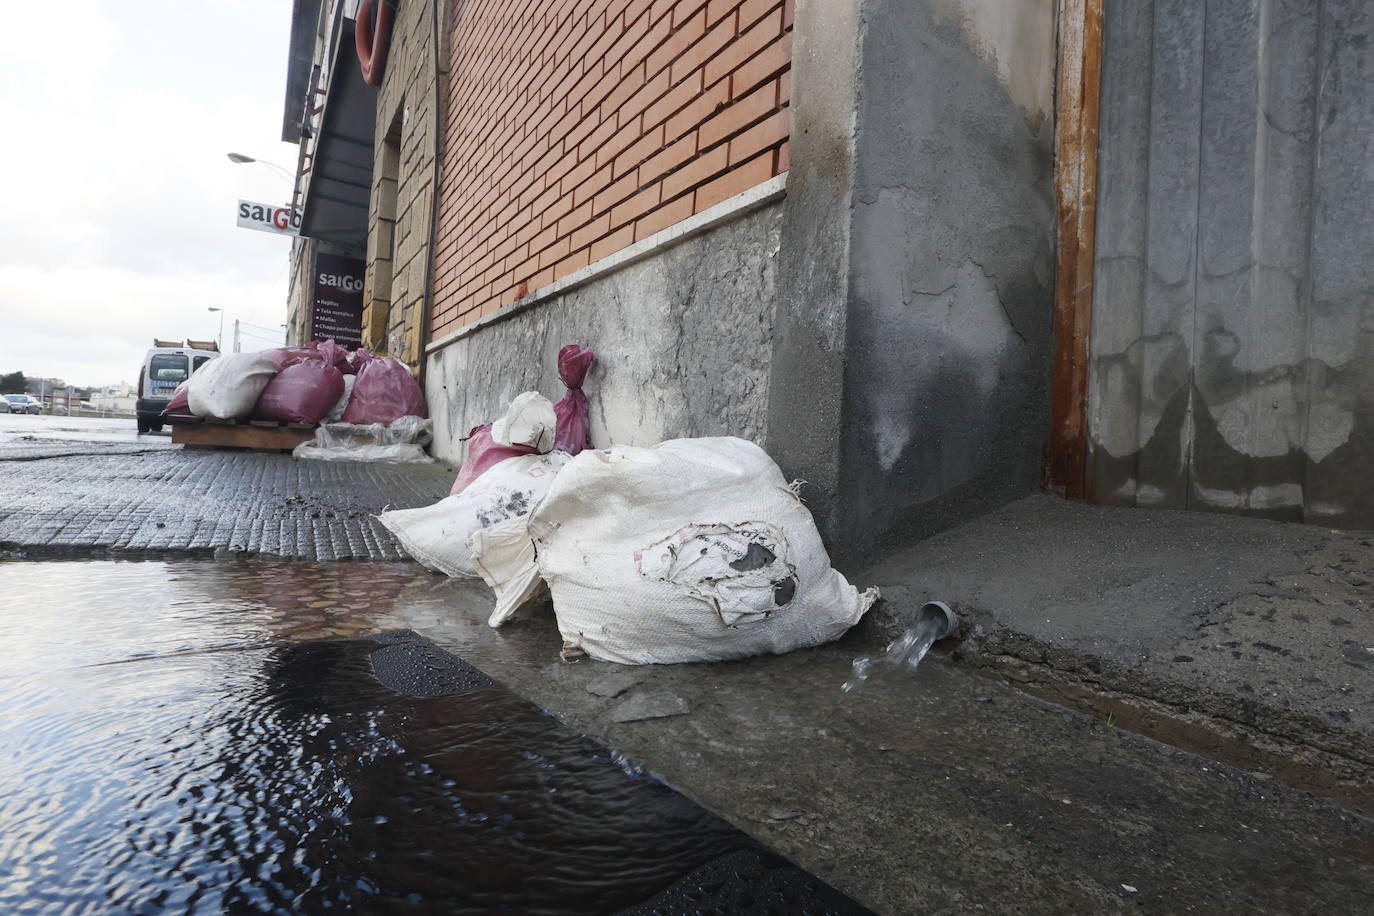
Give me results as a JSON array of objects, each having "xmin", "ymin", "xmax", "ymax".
[
  {"xmin": 208, "ymin": 307, "xmax": 224, "ymax": 351},
  {"xmin": 226, "ymin": 152, "xmax": 294, "ymax": 184}
]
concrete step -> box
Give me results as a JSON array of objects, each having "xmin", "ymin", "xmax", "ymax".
[{"xmin": 859, "ymin": 494, "xmax": 1374, "ymax": 816}]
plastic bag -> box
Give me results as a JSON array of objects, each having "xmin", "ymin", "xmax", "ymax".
[
  {"xmin": 349, "ymin": 347, "xmax": 373, "ymax": 375},
  {"xmin": 292, "ymin": 416, "xmax": 434, "ymax": 463},
  {"xmin": 380, "ymin": 452, "xmax": 569, "ymax": 578},
  {"xmin": 492, "ymin": 391, "xmax": 556, "ymax": 451},
  {"xmin": 186, "ymin": 352, "xmax": 279, "ymax": 420},
  {"xmin": 553, "ymin": 345, "xmax": 595, "ymax": 455},
  {"xmin": 342, "ymin": 356, "xmax": 426, "ymax": 425},
  {"xmin": 529, "ymin": 437, "xmax": 879, "ymax": 665},
  {"xmin": 254, "ymin": 359, "xmax": 345, "ymax": 424},
  {"xmin": 324, "ymin": 374, "xmax": 355, "ymax": 422}
]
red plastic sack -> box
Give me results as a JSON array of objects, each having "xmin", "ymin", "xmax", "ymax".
[
  {"xmin": 262, "ymin": 343, "xmax": 321, "ymax": 370},
  {"xmin": 161, "ymin": 380, "xmax": 192, "ymax": 416},
  {"xmin": 449, "ymin": 424, "xmax": 539, "ymax": 496},
  {"xmin": 553, "ymin": 344, "xmax": 595, "ymax": 456},
  {"xmin": 315, "ymin": 340, "xmax": 351, "ymax": 374},
  {"xmin": 254, "ymin": 360, "xmax": 345, "ymax": 424},
  {"xmin": 262, "ymin": 347, "xmax": 317, "ymax": 369},
  {"xmin": 342, "ymin": 356, "xmax": 426, "ymax": 425},
  {"xmin": 264, "ymin": 340, "xmax": 351, "ymax": 374},
  {"xmin": 349, "ymin": 347, "xmax": 373, "ymax": 375}
]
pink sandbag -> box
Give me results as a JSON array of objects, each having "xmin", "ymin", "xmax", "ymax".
[
  {"xmin": 342, "ymin": 356, "xmax": 426, "ymax": 425},
  {"xmin": 348, "ymin": 347, "xmax": 373, "ymax": 375},
  {"xmin": 263, "ymin": 340, "xmax": 351, "ymax": 374},
  {"xmin": 161, "ymin": 380, "xmax": 193, "ymax": 416},
  {"xmin": 262, "ymin": 343, "xmax": 321, "ymax": 369},
  {"xmin": 448, "ymin": 424, "xmax": 539, "ymax": 495},
  {"xmin": 314, "ymin": 340, "xmax": 351, "ymax": 374},
  {"xmin": 553, "ymin": 344, "xmax": 595, "ymax": 455},
  {"xmin": 254, "ymin": 359, "xmax": 345, "ymax": 424}
]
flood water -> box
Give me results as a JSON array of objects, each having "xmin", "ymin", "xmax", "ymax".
[{"xmin": 0, "ymin": 559, "xmax": 868, "ymax": 915}]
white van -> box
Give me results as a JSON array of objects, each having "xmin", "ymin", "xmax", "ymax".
[{"xmin": 135, "ymin": 340, "xmax": 219, "ymax": 433}]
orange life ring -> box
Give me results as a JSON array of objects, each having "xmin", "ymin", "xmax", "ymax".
[{"xmin": 355, "ymin": 0, "xmax": 395, "ymax": 87}]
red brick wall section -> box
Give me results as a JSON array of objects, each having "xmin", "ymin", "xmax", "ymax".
[{"xmin": 430, "ymin": 0, "xmax": 793, "ymax": 340}]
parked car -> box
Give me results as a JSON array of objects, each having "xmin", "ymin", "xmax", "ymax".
[
  {"xmin": 1, "ymin": 394, "xmax": 41, "ymax": 414},
  {"xmin": 136, "ymin": 343, "xmax": 219, "ymax": 433}
]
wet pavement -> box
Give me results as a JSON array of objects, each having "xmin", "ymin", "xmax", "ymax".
[
  {"xmin": 0, "ymin": 416, "xmax": 454, "ymax": 561},
  {"xmin": 0, "ymin": 412, "xmax": 174, "ymax": 460},
  {"xmin": 14, "ymin": 557, "xmax": 1361, "ymax": 912},
  {"xmin": 0, "ymin": 559, "xmax": 868, "ymax": 915},
  {"xmin": 382, "ymin": 573, "xmax": 1374, "ymax": 914}
]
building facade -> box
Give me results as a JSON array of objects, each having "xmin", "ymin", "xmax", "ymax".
[
  {"xmin": 359, "ymin": 0, "xmax": 441, "ymax": 368},
  {"xmin": 281, "ymin": 0, "xmax": 1374, "ymax": 563},
  {"xmin": 418, "ymin": 0, "xmax": 1057, "ymax": 563}
]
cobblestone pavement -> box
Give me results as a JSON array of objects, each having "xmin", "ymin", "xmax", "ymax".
[{"xmin": 0, "ymin": 437, "xmax": 455, "ymax": 561}]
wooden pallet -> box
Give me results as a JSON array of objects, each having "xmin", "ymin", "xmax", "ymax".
[{"xmin": 171, "ymin": 419, "xmax": 316, "ymax": 452}]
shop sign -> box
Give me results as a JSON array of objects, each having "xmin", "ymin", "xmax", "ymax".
[
  {"xmin": 310, "ymin": 253, "xmax": 364, "ymax": 348},
  {"xmin": 236, "ymin": 199, "xmax": 301, "ymax": 236}
]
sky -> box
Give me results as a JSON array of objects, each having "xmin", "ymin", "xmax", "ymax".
[{"xmin": 0, "ymin": 0, "xmax": 303, "ymax": 387}]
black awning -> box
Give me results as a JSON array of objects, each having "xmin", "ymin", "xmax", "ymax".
[{"xmin": 298, "ymin": 14, "xmax": 376, "ymax": 246}]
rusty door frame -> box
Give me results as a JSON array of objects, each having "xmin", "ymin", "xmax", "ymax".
[{"xmin": 1044, "ymin": 0, "xmax": 1104, "ymax": 500}]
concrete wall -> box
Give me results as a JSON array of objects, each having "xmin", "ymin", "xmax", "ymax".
[
  {"xmin": 362, "ymin": 0, "xmax": 439, "ymax": 369},
  {"xmin": 1089, "ymin": 0, "xmax": 1374, "ymax": 528},
  {"xmin": 424, "ymin": 203, "xmax": 782, "ymax": 465},
  {"xmin": 833, "ymin": 0, "xmax": 1057, "ymax": 558},
  {"xmin": 763, "ymin": 0, "xmax": 862, "ymax": 541}
]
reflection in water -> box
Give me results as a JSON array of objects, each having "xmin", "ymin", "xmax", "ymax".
[{"xmin": 0, "ymin": 560, "xmax": 849, "ymax": 914}]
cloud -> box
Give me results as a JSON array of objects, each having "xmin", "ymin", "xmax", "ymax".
[{"xmin": 0, "ymin": 0, "xmax": 300, "ymax": 386}]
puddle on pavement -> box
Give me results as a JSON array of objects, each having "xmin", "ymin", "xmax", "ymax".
[{"xmin": 0, "ymin": 558, "xmax": 869, "ymax": 914}]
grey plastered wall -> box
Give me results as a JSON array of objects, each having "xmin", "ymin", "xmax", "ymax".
[
  {"xmin": 832, "ymin": 0, "xmax": 1058, "ymax": 560},
  {"xmin": 1089, "ymin": 0, "xmax": 1374, "ymax": 528},
  {"xmin": 764, "ymin": 0, "xmax": 864, "ymax": 547},
  {"xmin": 424, "ymin": 204, "xmax": 782, "ymax": 465}
]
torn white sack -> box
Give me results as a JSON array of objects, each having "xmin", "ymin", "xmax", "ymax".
[
  {"xmin": 529, "ymin": 436, "xmax": 878, "ymax": 665},
  {"xmin": 380, "ymin": 451, "xmax": 569, "ymax": 578}
]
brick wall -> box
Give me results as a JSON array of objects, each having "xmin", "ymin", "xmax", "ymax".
[
  {"xmin": 362, "ymin": 0, "xmax": 440, "ymax": 369},
  {"xmin": 431, "ymin": 0, "xmax": 793, "ymax": 340}
]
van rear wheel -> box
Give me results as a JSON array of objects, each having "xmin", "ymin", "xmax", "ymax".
[{"xmin": 136, "ymin": 416, "xmax": 151, "ymax": 434}]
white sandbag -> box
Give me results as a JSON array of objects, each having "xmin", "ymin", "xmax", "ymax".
[
  {"xmin": 529, "ymin": 437, "xmax": 878, "ymax": 665},
  {"xmin": 324, "ymin": 374, "xmax": 355, "ymax": 422},
  {"xmin": 186, "ymin": 352, "xmax": 278, "ymax": 420},
  {"xmin": 491, "ymin": 391, "xmax": 556, "ymax": 452},
  {"xmin": 470, "ymin": 514, "xmax": 548, "ymax": 627},
  {"xmin": 380, "ymin": 451, "xmax": 569, "ymax": 578}
]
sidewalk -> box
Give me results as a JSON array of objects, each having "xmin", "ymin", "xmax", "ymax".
[
  {"xmin": 0, "ymin": 443, "xmax": 454, "ymax": 561},
  {"xmin": 376, "ymin": 574, "xmax": 1374, "ymax": 914},
  {"xmin": 860, "ymin": 494, "xmax": 1374, "ymax": 814}
]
